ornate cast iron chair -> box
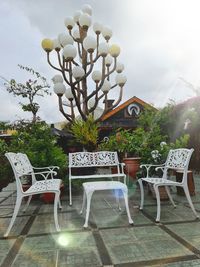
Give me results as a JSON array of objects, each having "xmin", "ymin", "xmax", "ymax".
[
  {"xmin": 138, "ymin": 148, "xmax": 199, "ymax": 222},
  {"xmin": 4, "ymin": 152, "xmax": 62, "ymax": 237}
]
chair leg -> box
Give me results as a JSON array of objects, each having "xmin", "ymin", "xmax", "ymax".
[
  {"xmin": 165, "ymin": 186, "xmax": 176, "ymax": 208},
  {"xmin": 83, "ymin": 191, "xmax": 93, "ymax": 228},
  {"xmin": 138, "ymin": 179, "xmax": 144, "ymax": 210},
  {"xmin": 23, "ymin": 195, "xmax": 32, "ymax": 212},
  {"xmin": 69, "ymin": 179, "xmax": 72, "ymax": 206},
  {"xmin": 154, "ymin": 185, "xmax": 161, "ymax": 222},
  {"xmin": 183, "ymin": 185, "xmax": 199, "ymax": 218},
  {"xmin": 114, "ymin": 189, "xmax": 121, "ymax": 211},
  {"xmin": 4, "ymin": 195, "xmax": 22, "ymax": 237},
  {"xmin": 58, "ymin": 198, "xmax": 62, "ymax": 209},
  {"xmin": 80, "ymin": 189, "xmax": 86, "ymax": 214},
  {"xmin": 54, "ymin": 192, "xmax": 61, "ymax": 232},
  {"xmin": 122, "ymin": 189, "xmax": 134, "ymax": 224}
]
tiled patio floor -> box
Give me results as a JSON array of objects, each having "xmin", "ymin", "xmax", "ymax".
[{"xmin": 1, "ymin": 175, "xmax": 200, "ymax": 267}]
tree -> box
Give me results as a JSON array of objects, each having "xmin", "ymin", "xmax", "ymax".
[
  {"xmin": 2, "ymin": 65, "xmax": 50, "ymax": 123},
  {"xmin": 41, "ymin": 4, "xmax": 127, "ymax": 123}
]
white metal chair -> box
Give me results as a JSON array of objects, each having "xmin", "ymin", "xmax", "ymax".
[
  {"xmin": 4, "ymin": 152, "xmax": 62, "ymax": 237},
  {"xmin": 138, "ymin": 148, "xmax": 199, "ymax": 222}
]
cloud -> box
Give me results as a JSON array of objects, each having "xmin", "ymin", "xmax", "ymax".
[{"xmin": 1, "ymin": 0, "xmax": 200, "ymax": 123}]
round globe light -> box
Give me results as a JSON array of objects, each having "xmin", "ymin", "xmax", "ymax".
[
  {"xmin": 116, "ymin": 62, "xmax": 124, "ymax": 73},
  {"xmin": 115, "ymin": 74, "xmax": 127, "ymax": 87},
  {"xmin": 83, "ymin": 36, "xmax": 97, "ymax": 53},
  {"xmin": 72, "ymin": 66, "xmax": 85, "ymax": 79},
  {"xmin": 62, "ymin": 44, "xmax": 77, "ymax": 61},
  {"xmin": 53, "ymin": 83, "xmax": 66, "ymax": 95},
  {"xmin": 102, "ymin": 26, "xmax": 112, "ymax": 41},
  {"xmin": 74, "ymin": 10, "xmax": 83, "ymax": 23},
  {"xmin": 65, "ymin": 88, "xmax": 74, "ymax": 100},
  {"xmin": 64, "ymin": 16, "xmax": 75, "ymax": 30},
  {"xmin": 79, "ymin": 13, "xmax": 92, "ymax": 29},
  {"xmin": 52, "ymin": 74, "xmax": 63, "ymax": 84},
  {"xmin": 109, "ymin": 44, "xmax": 120, "ymax": 57},
  {"xmin": 88, "ymin": 98, "xmax": 96, "ymax": 108},
  {"xmin": 41, "ymin": 39, "xmax": 54, "ymax": 52},
  {"xmin": 92, "ymin": 71, "xmax": 102, "ymax": 82},
  {"xmin": 58, "ymin": 33, "xmax": 74, "ymax": 47},
  {"xmin": 93, "ymin": 22, "xmax": 102, "ymax": 34},
  {"xmin": 82, "ymin": 4, "xmax": 92, "ymax": 15},
  {"xmin": 101, "ymin": 80, "xmax": 111, "ymax": 92},
  {"xmin": 105, "ymin": 55, "xmax": 113, "ymax": 66},
  {"xmin": 98, "ymin": 42, "xmax": 109, "ymax": 57},
  {"xmin": 73, "ymin": 30, "xmax": 80, "ymax": 41},
  {"xmin": 53, "ymin": 39, "xmax": 61, "ymax": 51}
]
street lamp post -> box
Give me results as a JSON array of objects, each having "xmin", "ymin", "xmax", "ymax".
[{"xmin": 41, "ymin": 4, "xmax": 127, "ymax": 122}]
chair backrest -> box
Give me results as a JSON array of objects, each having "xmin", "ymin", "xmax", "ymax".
[
  {"xmin": 164, "ymin": 148, "xmax": 194, "ymax": 182},
  {"xmin": 17, "ymin": 153, "xmax": 33, "ymax": 173},
  {"xmin": 5, "ymin": 152, "xmax": 28, "ymax": 192},
  {"xmin": 17, "ymin": 153, "xmax": 36, "ymax": 184},
  {"xmin": 69, "ymin": 151, "xmax": 119, "ymax": 168}
]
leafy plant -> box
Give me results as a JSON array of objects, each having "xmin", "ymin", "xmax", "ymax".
[
  {"xmin": 9, "ymin": 121, "xmax": 67, "ymax": 180},
  {"xmin": 0, "ymin": 139, "xmax": 14, "ymax": 189},
  {"xmin": 70, "ymin": 115, "xmax": 99, "ymax": 151}
]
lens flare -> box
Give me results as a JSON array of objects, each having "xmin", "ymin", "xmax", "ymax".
[{"xmin": 57, "ymin": 233, "xmax": 70, "ymax": 247}]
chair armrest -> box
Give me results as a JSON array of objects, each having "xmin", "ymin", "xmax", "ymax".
[
  {"xmin": 140, "ymin": 164, "xmax": 165, "ymax": 178},
  {"xmin": 33, "ymin": 166, "xmax": 59, "ymax": 171},
  {"xmin": 140, "ymin": 164, "xmax": 165, "ymax": 168},
  {"xmin": 34, "ymin": 170, "xmax": 57, "ymax": 180},
  {"xmin": 155, "ymin": 166, "xmax": 165, "ymax": 172},
  {"xmin": 119, "ymin": 162, "xmax": 126, "ymax": 176}
]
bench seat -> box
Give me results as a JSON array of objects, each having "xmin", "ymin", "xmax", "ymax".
[{"xmin": 70, "ymin": 173, "xmax": 125, "ymax": 180}]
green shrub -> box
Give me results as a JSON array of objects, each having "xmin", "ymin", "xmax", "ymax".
[
  {"xmin": 70, "ymin": 115, "xmax": 99, "ymax": 151},
  {"xmin": 9, "ymin": 121, "xmax": 67, "ymax": 181},
  {"xmin": 0, "ymin": 139, "xmax": 14, "ymax": 186}
]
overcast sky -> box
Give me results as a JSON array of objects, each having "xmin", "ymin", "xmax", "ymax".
[{"xmin": 1, "ymin": 0, "xmax": 200, "ymax": 123}]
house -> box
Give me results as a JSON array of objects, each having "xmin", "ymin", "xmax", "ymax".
[
  {"xmin": 99, "ymin": 96, "xmax": 156, "ymax": 138},
  {"xmin": 51, "ymin": 96, "xmax": 156, "ymax": 152}
]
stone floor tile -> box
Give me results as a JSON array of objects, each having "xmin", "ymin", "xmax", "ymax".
[
  {"xmin": 100, "ymin": 226, "xmax": 193, "ymax": 264},
  {"xmin": 143, "ymin": 204, "xmax": 198, "ymax": 222},
  {"xmin": 0, "ymin": 239, "xmax": 15, "ymax": 265},
  {"xmin": 27, "ymin": 214, "xmax": 58, "ymax": 235},
  {"xmin": 153, "ymin": 259, "xmax": 200, "ymax": 266},
  {"xmin": 0, "ymin": 215, "xmax": 30, "ymax": 236},
  {"xmin": 58, "ymin": 248, "xmax": 102, "ymax": 267},
  {"xmin": 12, "ymin": 250, "xmax": 57, "ymax": 267},
  {"xmin": 167, "ymin": 222, "xmax": 200, "ymax": 249}
]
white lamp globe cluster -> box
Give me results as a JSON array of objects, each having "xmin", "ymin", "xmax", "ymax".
[{"xmin": 42, "ymin": 4, "xmax": 127, "ymax": 122}]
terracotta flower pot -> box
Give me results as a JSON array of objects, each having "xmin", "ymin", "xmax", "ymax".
[
  {"xmin": 149, "ymin": 185, "xmax": 169, "ymax": 201},
  {"xmin": 123, "ymin": 157, "xmax": 141, "ymax": 180},
  {"xmin": 41, "ymin": 183, "xmax": 64, "ymax": 204}
]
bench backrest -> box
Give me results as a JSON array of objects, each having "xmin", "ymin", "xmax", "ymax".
[{"xmin": 69, "ymin": 151, "xmax": 119, "ymax": 168}]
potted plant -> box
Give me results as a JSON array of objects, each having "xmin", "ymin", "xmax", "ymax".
[
  {"xmin": 98, "ymin": 128, "xmax": 144, "ymax": 179},
  {"xmin": 116, "ymin": 129, "xmax": 144, "ymax": 180},
  {"xmin": 70, "ymin": 115, "xmax": 99, "ymax": 152}
]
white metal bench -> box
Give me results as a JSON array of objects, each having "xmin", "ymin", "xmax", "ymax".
[{"xmin": 68, "ymin": 151, "xmax": 126, "ymax": 205}]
